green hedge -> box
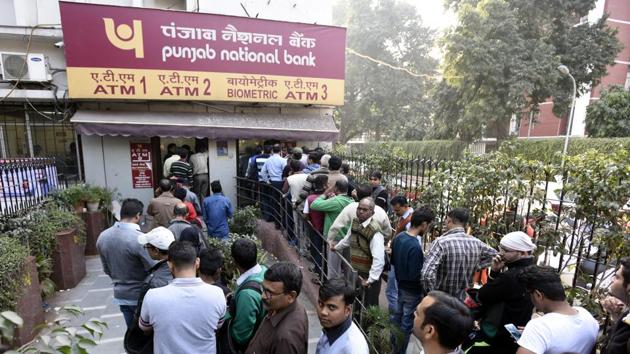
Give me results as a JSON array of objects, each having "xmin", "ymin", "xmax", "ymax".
[
  {"xmin": 0, "ymin": 236, "xmax": 29, "ymax": 311},
  {"xmin": 349, "ymin": 140, "xmax": 467, "ymax": 160},
  {"xmin": 499, "ymin": 137, "xmax": 630, "ymax": 163}
]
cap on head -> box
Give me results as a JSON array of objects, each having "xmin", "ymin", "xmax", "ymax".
[
  {"xmin": 500, "ymin": 231, "xmax": 536, "ymax": 252},
  {"xmin": 138, "ymin": 227, "xmax": 175, "ymax": 250}
]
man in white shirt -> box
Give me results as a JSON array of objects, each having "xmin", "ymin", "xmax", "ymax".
[
  {"xmin": 139, "ymin": 241, "xmax": 226, "ymax": 354},
  {"xmin": 332, "ymin": 198, "xmax": 385, "ymax": 308},
  {"xmin": 316, "ymin": 277, "xmax": 369, "ymax": 354},
  {"xmin": 516, "ymin": 265, "xmax": 598, "ymax": 354}
]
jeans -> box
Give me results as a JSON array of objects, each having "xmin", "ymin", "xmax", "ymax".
[
  {"xmin": 386, "ymin": 266, "xmax": 399, "ymax": 313},
  {"xmin": 392, "ymin": 289, "xmax": 423, "ymax": 354},
  {"xmin": 119, "ymin": 305, "xmax": 137, "ymax": 328}
]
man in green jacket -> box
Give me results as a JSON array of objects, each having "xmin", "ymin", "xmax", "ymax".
[
  {"xmin": 225, "ymin": 238, "xmax": 267, "ymax": 351},
  {"xmin": 310, "ymin": 180, "xmax": 354, "ymax": 278}
]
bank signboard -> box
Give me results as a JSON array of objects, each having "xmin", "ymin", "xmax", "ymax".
[{"xmin": 59, "ymin": 2, "xmax": 346, "ymax": 105}]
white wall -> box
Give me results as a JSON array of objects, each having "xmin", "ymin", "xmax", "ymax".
[
  {"xmin": 82, "ymin": 135, "xmax": 155, "ymax": 210},
  {"xmin": 208, "ymin": 139, "xmax": 237, "ymax": 206}
]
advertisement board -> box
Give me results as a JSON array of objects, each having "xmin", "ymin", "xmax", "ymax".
[{"xmin": 59, "ymin": 2, "xmax": 346, "ymax": 105}]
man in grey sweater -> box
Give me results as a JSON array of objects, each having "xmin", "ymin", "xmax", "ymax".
[{"xmin": 97, "ymin": 198, "xmax": 156, "ymax": 327}]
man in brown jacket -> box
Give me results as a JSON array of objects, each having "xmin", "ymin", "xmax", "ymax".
[
  {"xmin": 246, "ymin": 262, "xmax": 308, "ymax": 354},
  {"xmin": 147, "ymin": 179, "xmax": 180, "ymax": 229}
]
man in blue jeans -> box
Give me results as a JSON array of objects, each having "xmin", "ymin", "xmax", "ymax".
[
  {"xmin": 391, "ymin": 206, "xmax": 434, "ymax": 354},
  {"xmin": 96, "ymin": 198, "xmax": 156, "ymax": 327}
]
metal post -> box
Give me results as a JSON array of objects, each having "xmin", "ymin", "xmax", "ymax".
[
  {"xmin": 24, "ymin": 106, "xmax": 34, "ymax": 158},
  {"xmin": 561, "ymin": 73, "xmax": 577, "ymax": 168}
]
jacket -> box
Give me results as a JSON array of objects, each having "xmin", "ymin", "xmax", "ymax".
[
  {"xmin": 226, "ymin": 266, "xmax": 267, "ymax": 348},
  {"xmin": 310, "ymin": 194, "xmax": 354, "ymax": 241},
  {"xmin": 96, "ymin": 222, "xmax": 156, "ymax": 301},
  {"xmin": 477, "ymin": 257, "xmax": 535, "ymax": 351}
]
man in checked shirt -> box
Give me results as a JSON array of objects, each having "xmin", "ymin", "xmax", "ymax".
[{"xmin": 421, "ymin": 207, "xmax": 497, "ymax": 301}]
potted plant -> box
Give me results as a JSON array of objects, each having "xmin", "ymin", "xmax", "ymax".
[
  {"xmin": 85, "ymin": 186, "xmax": 102, "ymax": 212},
  {"xmin": 28, "ymin": 206, "xmax": 86, "ymax": 290},
  {"xmin": 53, "ymin": 185, "xmax": 88, "ymax": 213},
  {"xmin": 0, "ymin": 236, "xmax": 44, "ymax": 346}
]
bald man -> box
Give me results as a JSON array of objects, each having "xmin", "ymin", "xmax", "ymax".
[{"xmin": 332, "ymin": 197, "xmax": 385, "ymax": 308}]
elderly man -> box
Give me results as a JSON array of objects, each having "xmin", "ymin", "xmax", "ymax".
[
  {"xmin": 332, "ymin": 197, "xmax": 386, "ymax": 308},
  {"xmin": 167, "ymin": 203, "xmax": 193, "ymax": 240}
]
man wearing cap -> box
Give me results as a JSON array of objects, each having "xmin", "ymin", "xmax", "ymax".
[
  {"xmin": 124, "ymin": 227, "xmax": 175, "ymax": 354},
  {"xmin": 465, "ymin": 231, "xmax": 536, "ymax": 353},
  {"xmin": 137, "ymin": 227, "xmax": 175, "ymax": 292}
]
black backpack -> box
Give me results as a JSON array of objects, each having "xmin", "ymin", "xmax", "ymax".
[{"xmin": 216, "ymin": 280, "xmax": 263, "ymax": 354}]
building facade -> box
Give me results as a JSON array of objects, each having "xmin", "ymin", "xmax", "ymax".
[
  {"xmin": 0, "ymin": 0, "xmax": 341, "ymax": 207},
  {"xmin": 518, "ymin": 0, "xmax": 629, "ymax": 138}
]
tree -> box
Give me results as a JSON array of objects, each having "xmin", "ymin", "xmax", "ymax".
[
  {"xmin": 334, "ymin": 0, "xmax": 437, "ymax": 143},
  {"xmin": 432, "ymin": 0, "xmax": 621, "ymax": 143},
  {"xmin": 585, "ymin": 86, "xmax": 630, "ymax": 137}
]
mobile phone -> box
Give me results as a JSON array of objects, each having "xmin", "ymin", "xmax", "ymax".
[{"xmin": 504, "ymin": 323, "xmax": 522, "ymax": 341}]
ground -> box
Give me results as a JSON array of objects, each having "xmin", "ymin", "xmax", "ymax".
[{"xmin": 45, "ymin": 256, "xmax": 323, "ymax": 354}]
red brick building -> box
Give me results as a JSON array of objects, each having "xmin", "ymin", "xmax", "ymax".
[{"xmin": 518, "ymin": 0, "xmax": 629, "ymax": 138}]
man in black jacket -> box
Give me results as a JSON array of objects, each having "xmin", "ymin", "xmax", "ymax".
[
  {"xmin": 466, "ymin": 231, "xmax": 536, "ymax": 354},
  {"xmin": 602, "ymin": 257, "xmax": 630, "ymax": 354}
]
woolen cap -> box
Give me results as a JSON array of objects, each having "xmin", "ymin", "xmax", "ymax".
[
  {"xmin": 138, "ymin": 227, "xmax": 175, "ymax": 250},
  {"xmin": 500, "ymin": 231, "xmax": 536, "ymax": 252}
]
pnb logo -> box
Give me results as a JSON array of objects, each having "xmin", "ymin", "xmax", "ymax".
[{"xmin": 103, "ymin": 18, "xmax": 144, "ymax": 58}]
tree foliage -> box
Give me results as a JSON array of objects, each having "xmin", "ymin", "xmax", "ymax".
[
  {"xmin": 333, "ymin": 0, "xmax": 437, "ymax": 143},
  {"xmin": 432, "ymin": 0, "xmax": 621, "ymax": 142},
  {"xmin": 585, "ymin": 86, "xmax": 630, "ymax": 137}
]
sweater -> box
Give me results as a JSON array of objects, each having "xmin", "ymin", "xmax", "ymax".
[
  {"xmin": 391, "ymin": 231, "xmax": 424, "ymax": 294},
  {"xmin": 310, "ymin": 194, "xmax": 354, "ymax": 241},
  {"xmin": 226, "ymin": 266, "xmax": 267, "ymax": 348}
]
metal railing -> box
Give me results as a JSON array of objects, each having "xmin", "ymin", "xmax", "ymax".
[
  {"xmin": 235, "ymin": 176, "xmax": 385, "ymax": 353},
  {"xmin": 0, "ymin": 157, "xmax": 78, "ymax": 216},
  {"xmin": 337, "ymin": 152, "xmax": 627, "ymax": 310}
]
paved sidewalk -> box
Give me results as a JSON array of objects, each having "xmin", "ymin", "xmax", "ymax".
[{"xmin": 47, "ymin": 256, "xmax": 323, "ymax": 353}]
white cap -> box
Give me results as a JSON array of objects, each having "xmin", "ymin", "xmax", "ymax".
[
  {"xmin": 500, "ymin": 231, "xmax": 536, "ymax": 252},
  {"xmin": 138, "ymin": 227, "xmax": 175, "ymax": 251}
]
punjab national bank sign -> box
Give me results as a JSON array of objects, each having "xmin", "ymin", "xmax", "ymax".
[{"xmin": 59, "ymin": 2, "xmax": 346, "ymax": 105}]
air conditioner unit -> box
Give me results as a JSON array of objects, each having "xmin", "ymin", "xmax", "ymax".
[{"xmin": 0, "ymin": 52, "xmax": 50, "ymax": 82}]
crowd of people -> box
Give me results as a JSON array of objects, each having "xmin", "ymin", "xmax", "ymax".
[{"xmin": 93, "ymin": 143, "xmax": 630, "ymax": 354}]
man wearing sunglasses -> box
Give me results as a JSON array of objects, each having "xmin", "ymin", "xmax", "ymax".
[{"xmin": 246, "ymin": 262, "xmax": 308, "ymax": 354}]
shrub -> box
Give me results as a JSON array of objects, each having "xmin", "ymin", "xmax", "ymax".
[
  {"xmin": 0, "ymin": 237, "xmax": 29, "ymax": 311},
  {"xmin": 205, "ymin": 233, "xmax": 267, "ymax": 289},
  {"xmin": 499, "ymin": 137, "xmax": 630, "ymax": 164},
  {"xmin": 346, "ymin": 140, "xmax": 468, "ymax": 160},
  {"xmin": 361, "ymin": 306, "xmax": 404, "ymax": 354},
  {"xmin": 228, "ymin": 206, "xmax": 260, "ymax": 235},
  {"xmin": 0, "ymin": 204, "xmax": 85, "ymax": 299}
]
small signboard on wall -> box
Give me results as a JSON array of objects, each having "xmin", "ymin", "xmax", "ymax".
[{"xmin": 130, "ymin": 142, "xmax": 153, "ymax": 188}]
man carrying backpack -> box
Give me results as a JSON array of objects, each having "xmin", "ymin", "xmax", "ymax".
[{"xmin": 218, "ymin": 239, "xmax": 267, "ymax": 353}]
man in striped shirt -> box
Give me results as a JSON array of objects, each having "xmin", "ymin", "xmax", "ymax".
[
  {"xmin": 169, "ymin": 148, "xmax": 193, "ymax": 182},
  {"xmin": 421, "ymin": 207, "xmax": 497, "ymax": 301}
]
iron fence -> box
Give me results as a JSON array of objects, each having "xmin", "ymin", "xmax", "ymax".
[
  {"xmin": 235, "ymin": 177, "xmax": 387, "ymax": 353},
  {"xmin": 0, "ymin": 157, "xmax": 78, "ymax": 216},
  {"xmin": 337, "ymin": 153, "xmax": 627, "ymax": 308}
]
